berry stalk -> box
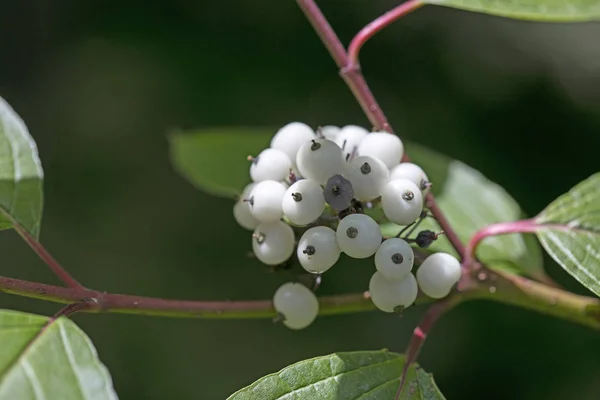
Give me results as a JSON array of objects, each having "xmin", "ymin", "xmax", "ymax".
[{"xmin": 295, "ymin": 0, "xmax": 466, "ymax": 259}]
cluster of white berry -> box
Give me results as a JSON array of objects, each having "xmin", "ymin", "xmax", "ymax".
[{"xmin": 233, "ymin": 122, "xmax": 461, "ymax": 329}]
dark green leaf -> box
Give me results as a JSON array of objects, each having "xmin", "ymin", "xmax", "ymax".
[
  {"xmin": 535, "ymin": 172, "xmax": 600, "ymax": 296},
  {"xmin": 169, "ymin": 128, "xmax": 272, "ymax": 198},
  {"xmin": 228, "ymin": 350, "xmax": 444, "ymax": 400},
  {"xmin": 424, "ymin": 0, "xmax": 600, "ymax": 22},
  {"xmin": 0, "ymin": 309, "xmax": 117, "ymax": 399},
  {"xmin": 0, "ymin": 96, "xmax": 44, "ymax": 238}
]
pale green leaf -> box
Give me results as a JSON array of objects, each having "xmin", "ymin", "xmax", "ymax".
[
  {"xmin": 0, "ymin": 309, "xmax": 118, "ymax": 400},
  {"xmin": 535, "ymin": 172, "xmax": 600, "ymax": 296},
  {"xmin": 424, "ymin": 0, "xmax": 600, "ymax": 22},
  {"xmin": 0, "ymin": 96, "xmax": 44, "ymax": 238},
  {"xmin": 228, "ymin": 350, "xmax": 444, "ymax": 400},
  {"xmin": 169, "ymin": 128, "xmax": 272, "ymax": 198}
]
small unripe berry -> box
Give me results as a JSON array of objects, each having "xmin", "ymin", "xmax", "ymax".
[
  {"xmin": 271, "ymin": 122, "xmax": 316, "ymax": 166},
  {"xmin": 390, "ymin": 162, "xmax": 430, "ymax": 194},
  {"xmin": 336, "ymin": 214, "xmax": 382, "ymax": 259},
  {"xmin": 381, "ymin": 179, "xmax": 423, "ymax": 226},
  {"xmin": 335, "ymin": 125, "xmax": 369, "ymax": 160},
  {"xmin": 249, "ymin": 148, "xmax": 292, "ymax": 182},
  {"xmin": 296, "ymin": 139, "xmax": 346, "ymax": 185},
  {"xmin": 282, "ymin": 179, "xmax": 325, "ymax": 226},
  {"xmin": 369, "ymin": 271, "xmax": 418, "ymax": 313},
  {"xmin": 357, "ymin": 132, "xmax": 404, "ymax": 169},
  {"xmin": 297, "ymin": 226, "xmax": 341, "ymax": 274},
  {"xmin": 318, "ymin": 125, "xmax": 340, "ymax": 141},
  {"xmin": 248, "ymin": 180, "xmax": 287, "ymax": 223},
  {"xmin": 375, "ymin": 238, "xmax": 414, "ymax": 281},
  {"xmin": 273, "ymin": 282, "xmax": 319, "ymax": 330},
  {"xmin": 416, "ymin": 252, "xmax": 462, "ymax": 299},
  {"xmin": 344, "ymin": 156, "xmax": 389, "ymax": 201},
  {"xmin": 233, "ymin": 183, "xmax": 259, "ymax": 230},
  {"xmin": 252, "ymin": 221, "xmax": 295, "ymax": 265}
]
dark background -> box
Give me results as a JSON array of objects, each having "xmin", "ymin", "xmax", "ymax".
[{"xmin": 1, "ymin": 1, "xmax": 600, "ymax": 399}]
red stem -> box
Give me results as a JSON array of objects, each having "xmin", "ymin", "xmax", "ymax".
[
  {"xmin": 394, "ymin": 299, "xmax": 454, "ymax": 399},
  {"xmin": 296, "ymin": 0, "xmax": 465, "ymax": 259},
  {"xmin": 463, "ymin": 218, "xmax": 570, "ymax": 267},
  {"xmin": 347, "ymin": 0, "xmax": 425, "ymax": 68},
  {"xmin": 12, "ymin": 222, "xmax": 85, "ymax": 290},
  {"xmin": 0, "ymin": 276, "xmax": 376, "ymax": 319}
]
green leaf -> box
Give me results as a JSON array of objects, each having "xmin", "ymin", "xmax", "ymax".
[
  {"xmin": 228, "ymin": 350, "xmax": 444, "ymax": 400},
  {"xmin": 381, "ymin": 156, "xmax": 544, "ymax": 279},
  {"xmin": 0, "ymin": 309, "xmax": 118, "ymax": 399},
  {"xmin": 424, "ymin": 0, "xmax": 600, "ymax": 22},
  {"xmin": 535, "ymin": 172, "xmax": 600, "ymax": 296},
  {"xmin": 0, "ymin": 96, "xmax": 44, "ymax": 238},
  {"xmin": 169, "ymin": 128, "xmax": 273, "ymax": 198}
]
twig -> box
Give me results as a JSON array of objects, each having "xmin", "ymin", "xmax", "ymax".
[
  {"xmin": 395, "ymin": 299, "xmax": 455, "ymax": 399},
  {"xmin": 295, "ymin": 0, "xmax": 465, "ymax": 259},
  {"xmin": 9, "ymin": 216, "xmax": 85, "ymax": 290},
  {"xmin": 347, "ymin": 0, "xmax": 425, "ymax": 68},
  {"xmin": 0, "ymin": 276, "xmax": 377, "ymax": 319}
]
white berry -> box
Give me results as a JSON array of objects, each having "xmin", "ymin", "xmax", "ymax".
[
  {"xmin": 336, "ymin": 214, "xmax": 382, "ymax": 259},
  {"xmin": 282, "ymin": 179, "xmax": 325, "ymax": 226},
  {"xmin": 369, "ymin": 271, "xmax": 418, "ymax": 312},
  {"xmin": 381, "ymin": 179, "xmax": 423, "ymax": 226},
  {"xmin": 233, "ymin": 183, "xmax": 259, "ymax": 230},
  {"xmin": 252, "ymin": 221, "xmax": 295, "ymax": 265},
  {"xmin": 318, "ymin": 125, "xmax": 340, "ymax": 141},
  {"xmin": 297, "ymin": 226, "xmax": 341, "ymax": 274},
  {"xmin": 344, "ymin": 156, "xmax": 389, "ymax": 201},
  {"xmin": 357, "ymin": 132, "xmax": 404, "ymax": 169},
  {"xmin": 375, "ymin": 238, "xmax": 414, "ymax": 281},
  {"xmin": 271, "ymin": 122, "xmax": 316, "ymax": 166},
  {"xmin": 390, "ymin": 163, "xmax": 430, "ymax": 194},
  {"xmin": 248, "ymin": 180, "xmax": 287, "ymax": 223},
  {"xmin": 335, "ymin": 125, "xmax": 369, "ymax": 160},
  {"xmin": 273, "ymin": 282, "xmax": 319, "ymax": 330},
  {"xmin": 296, "ymin": 139, "xmax": 346, "ymax": 185},
  {"xmin": 249, "ymin": 148, "xmax": 292, "ymax": 182},
  {"xmin": 416, "ymin": 252, "xmax": 462, "ymax": 299}
]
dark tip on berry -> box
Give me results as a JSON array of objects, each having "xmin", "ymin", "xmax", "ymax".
[
  {"xmin": 243, "ymin": 197, "xmax": 254, "ymax": 206},
  {"xmin": 391, "ymin": 253, "xmax": 404, "ymax": 264},
  {"xmin": 402, "ymin": 190, "xmax": 414, "ymax": 201},
  {"xmin": 273, "ymin": 312, "xmax": 286, "ymax": 324},
  {"xmin": 393, "ymin": 305, "xmax": 405, "ymax": 314},
  {"xmin": 310, "ymin": 139, "xmax": 321, "ymax": 151},
  {"xmin": 421, "ymin": 180, "xmax": 432, "ymax": 191},
  {"xmin": 291, "ymin": 192, "xmax": 303, "ymax": 202},
  {"xmin": 346, "ymin": 226, "xmax": 358, "ymax": 238},
  {"xmin": 247, "ymin": 155, "xmax": 258, "ymax": 165},
  {"xmin": 303, "ymin": 245, "xmax": 316, "ymax": 256},
  {"xmin": 252, "ymin": 232, "xmax": 266, "ymax": 245},
  {"xmin": 360, "ymin": 162, "xmax": 371, "ymax": 175}
]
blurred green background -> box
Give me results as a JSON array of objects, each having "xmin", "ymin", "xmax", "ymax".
[{"xmin": 1, "ymin": 1, "xmax": 600, "ymax": 399}]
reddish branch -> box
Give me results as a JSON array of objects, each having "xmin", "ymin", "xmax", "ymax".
[
  {"xmin": 347, "ymin": 0, "xmax": 425, "ymax": 68},
  {"xmin": 2, "ymin": 210, "xmax": 85, "ymax": 290},
  {"xmin": 296, "ymin": 0, "xmax": 465, "ymax": 259},
  {"xmin": 394, "ymin": 299, "xmax": 455, "ymax": 399},
  {"xmin": 0, "ymin": 275, "xmax": 376, "ymax": 319}
]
